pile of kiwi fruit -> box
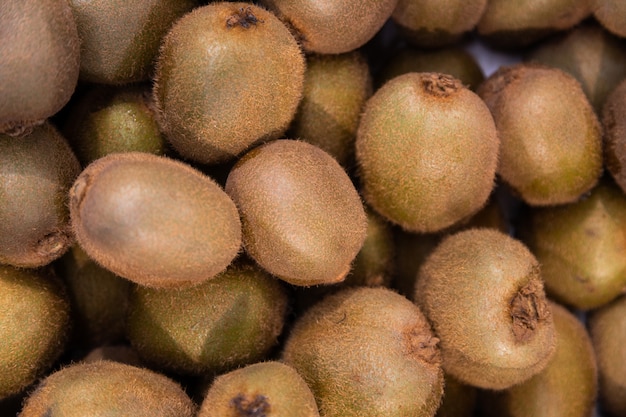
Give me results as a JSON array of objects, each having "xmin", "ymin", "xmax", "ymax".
[{"xmin": 3, "ymin": 1, "xmax": 626, "ymax": 416}]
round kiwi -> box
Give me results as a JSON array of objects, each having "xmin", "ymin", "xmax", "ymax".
[
  {"xmin": 225, "ymin": 139, "xmax": 367, "ymax": 286},
  {"xmin": 198, "ymin": 361, "xmax": 320, "ymax": 417},
  {"xmin": 415, "ymin": 228, "xmax": 556, "ymax": 390},
  {"xmin": 0, "ymin": 265, "xmax": 70, "ymax": 399},
  {"xmin": 282, "ymin": 286, "xmax": 443, "ymax": 417},
  {"xmin": 602, "ymin": 78, "xmax": 626, "ymax": 193},
  {"xmin": 593, "ymin": 0, "xmax": 626, "ymax": 38},
  {"xmin": 69, "ymin": 152, "xmax": 242, "ymax": 288},
  {"xmin": 477, "ymin": 63, "xmax": 603, "ymax": 206},
  {"xmin": 356, "ymin": 72, "xmax": 499, "ymax": 233},
  {"xmin": 153, "ymin": 2, "xmax": 305, "ymax": 164},
  {"xmin": 0, "ymin": 0, "xmax": 80, "ymax": 136},
  {"xmin": 0, "ymin": 122, "xmax": 81, "ymax": 268},
  {"xmin": 19, "ymin": 361, "xmax": 197, "ymax": 417}
]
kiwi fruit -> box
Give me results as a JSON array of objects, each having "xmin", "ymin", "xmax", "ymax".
[
  {"xmin": 258, "ymin": 0, "xmax": 398, "ymax": 54},
  {"xmin": 0, "ymin": 122, "xmax": 81, "ymax": 268},
  {"xmin": 69, "ymin": 152, "xmax": 242, "ymax": 288},
  {"xmin": 68, "ymin": 0, "xmax": 196, "ymax": 84},
  {"xmin": 0, "ymin": 265, "xmax": 70, "ymax": 400},
  {"xmin": 126, "ymin": 261, "xmax": 289, "ymax": 375},
  {"xmin": 198, "ymin": 361, "xmax": 320, "ymax": 417},
  {"xmin": 153, "ymin": 2, "xmax": 305, "ymax": 164},
  {"xmin": 19, "ymin": 361, "xmax": 197, "ymax": 417},
  {"xmin": 593, "ymin": 0, "xmax": 626, "ymax": 38},
  {"xmin": 480, "ymin": 300, "xmax": 597, "ymax": 417},
  {"xmin": 415, "ymin": 228, "xmax": 556, "ymax": 390},
  {"xmin": 225, "ymin": 139, "xmax": 367, "ymax": 286},
  {"xmin": 602, "ymin": 78, "xmax": 626, "ymax": 193},
  {"xmin": 356, "ymin": 72, "xmax": 499, "ymax": 233},
  {"xmin": 0, "ymin": 0, "xmax": 80, "ymax": 136},
  {"xmin": 282, "ymin": 286, "xmax": 443, "ymax": 417},
  {"xmin": 288, "ymin": 51, "xmax": 373, "ymax": 168},
  {"xmin": 477, "ymin": 63, "xmax": 603, "ymax": 206}
]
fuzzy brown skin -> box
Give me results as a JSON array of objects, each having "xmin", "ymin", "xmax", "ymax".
[
  {"xmin": 518, "ymin": 179, "xmax": 626, "ymax": 311},
  {"xmin": 392, "ymin": 0, "xmax": 487, "ymax": 48},
  {"xmin": 198, "ymin": 361, "xmax": 320, "ymax": 417},
  {"xmin": 126, "ymin": 261, "xmax": 288, "ymax": 375},
  {"xmin": 594, "ymin": 0, "xmax": 626, "ymax": 38},
  {"xmin": 478, "ymin": 63, "xmax": 602, "ymax": 206},
  {"xmin": 415, "ymin": 228, "xmax": 556, "ymax": 390},
  {"xmin": 69, "ymin": 152, "xmax": 241, "ymax": 288},
  {"xmin": 0, "ymin": 0, "xmax": 80, "ymax": 136},
  {"xmin": 603, "ymin": 78, "xmax": 626, "ymax": 193},
  {"xmin": 282, "ymin": 287, "xmax": 444, "ymax": 417},
  {"xmin": 225, "ymin": 139, "xmax": 367, "ymax": 287},
  {"xmin": 481, "ymin": 301, "xmax": 597, "ymax": 417},
  {"xmin": 0, "ymin": 123, "xmax": 81, "ymax": 268},
  {"xmin": 259, "ymin": 0, "xmax": 397, "ymax": 54},
  {"xmin": 356, "ymin": 72, "xmax": 499, "ymax": 233},
  {"xmin": 19, "ymin": 361, "xmax": 197, "ymax": 417},
  {"xmin": 0, "ymin": 266, "xmax": 70, "ymax": 400},
  {"xmin": 153, "ymin": 3, "xmax": 305, "ymax": 164},
  {"xmin": 68, "ymin": 0, "xmax": 196, "ymax": 84},
  {"xmin": 289, "ymin": 51, "xmax": 373, "ymax": 168}
]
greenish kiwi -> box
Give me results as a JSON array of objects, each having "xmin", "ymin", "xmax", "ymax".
[
  {"xmin": 0, "ymin": 265, "xmax": 70, "ymax": 400},
  {"xmin": 68, "ymin": 0, "xmax": 196, "ymax": 84},
  {"xmin": 258, "ymin": 0, "xmax": 398, "ymax": 54},
  {"xmin": 603, "ymin": 78, "xmax": 626, "ymax": 193},
  {"xmin": 19, "ymin": 361, "xmax": 197, "ymax": 417},
  {"xmin": 356, "ymin": 72, "xmax": 499, "ymax": 233},
  {"xmin": 0, "ymin": 0, "xmax": 80, "ymax": 136},
  {"xmin": 480, "ymin": 300, "xmax": 597, "ymax": 417},
  {"xmin": 126, "ymin": 261, "xmax": 289, "ymax": 375},
  {"xmin": 69, "ymin": 152, "xmax": 242, "ymax": 288},
  {"xmin": 225, "ymin": 139, "xmax": 367, "ymax": 286},
  {"xmin": 198, "ymin": 361, "xmax": 320, "ymax": 417},
  {"xmin": 153, "ymin": 2, "xmax": 305, "ymax": 164},
  {"xmin": 391, "ymin": 0, "xmax": 487, "ymax": 48},
  {"xmin": 62, "ymin": 84, "xmax": 167, "ymax": 166},
  {"xmin": 594, "ymin": 0, "xmax": 626, "ymax": 38},
  {"xmin": 415, "ymin": 228, "xmax": 556, "ymax": 390},
  {"xmin": 477, "ymin": 63, "xmax": 603, "ymax": 206},
  {"xmin": 282, "ymin": 286, "xmax": 443, "ymax": 417},
  {"xmin": 288, "ymin": 51, "xmax": 373, "ymax": 168},
  {"xmin": 0, "ymin": 122, "xmax": 81, "ymax": 268}
]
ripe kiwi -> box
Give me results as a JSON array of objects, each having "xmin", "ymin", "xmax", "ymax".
[
  {"xmin": 0, "ymin": 122, "xmax": 81, "ymax": 268},
  {"xmin": 0, "ymin": 0, "xmax": 80, "ymax": 136},
  {"xmin": 258, "ymin": 0, "xmax": 398, "ymax": 54},
  {"xmin": 153, "ymin": 2, "xmax": 305, "ymax": 164},
  {"xmin": 415, "ymin": 228, "xmax": 556, "ymax": 390},
  {"xmin": 69, "ymin": 152, "xmax": 242, "ymax": 288},
  {"xmin": 19, "ymin": 361, "xmax": 197, "ymax": 417},
  {"xmin": 288, "ymin": 51, "xmax": 373, "ymax": 168},
  {"xmin": 594, "ymin": 0, "xmax": 626, "ymax": 38},
  {"xmin": 356, "ymin": 72, "xmax": 499, "ymax": 233},
  {"xmin": 198, "ymin": 361, "xmax": 320, "ymax": 417},
  {"xmin": 68, "ymin": 0, "xmax": 196, "ymax": 84},
  {"xmin": 477, "ymin": 63, "xmax": 603, "ymax": 206},
  {"xmin": 480, "ymin": 300, "xmax": 597, "ymax": 417},
  {"xmin": 603, "ymin": 78, "xmax": 626, "ymax": 193},
  {"xmin": 225, "ymin": 139, "xmax": 367, "ymax": 286},
  {"xmin": 126, "ymin": 261, "xmax": 289, "ymax": 375},
  {"xmin": 0, "ymin": 265, "xmax": 70, "ymax": 399}
]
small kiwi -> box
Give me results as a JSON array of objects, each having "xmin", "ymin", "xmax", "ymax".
[
  {"xmin": 415, "ymin": 228, "xmax": 556, "ymax": 390},
  {"xmin": 356, "ymin": 72, "xmax": 499, "ymax": 233},
  {"xmin": 477, "ymin": 63, "xmax": 603, "ymax": 206},
  {"xmin": 19, "ymin": 361, "xmax": 197, "ymax": 417},
  {"xmin": 593, "ymin": 0, "xmax": 626, "ymax": 38},
  {"xmin": 198, "ymin": 361, "xmax": 320, "ymax": 417},
  {"xmin": 153, "ymin": 2, "xmax": 305, "ymax": 164},
  {"xmin": 602, "ymin": 78, "xmax": 626, "ymax": 193},
  {"xmin": 0, "ymin": 123, "xmax": 81, "ymax": 268},
  {"xmin": 225, "ymin": 139, "xmax": 367, "ymax": 286},
  {"xmin": 0, "ymin": 0, "xmax": 80, "ymax": 136},
  {"xmin": 282, "ymin": 286, "xmax": 443, "ymax": 417},
  {"xmin": 126, "ymin": 261, "xmax": 289, "ymax": 375},
  {"xmin": 0, "ymin": 265, "xmax": 70, "ymax": 400},
  {"xmin": 69, "ymin": 152, "xmax": 242, "ymax": 288}
]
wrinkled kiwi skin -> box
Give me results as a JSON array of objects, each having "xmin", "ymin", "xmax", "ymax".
[
  {"xmin": 0, "ymin": 0, "xmax": 80, "ymax": 136},
  {"xmin": 69, "ymin": 152, "xmax": 242, "ymax": 288},
  {"xmin": 0, "ymin": 123, "xmax": 81, "ymax": 268},
  {"xmin": 603, "ymin": 79, "xmax": 626, "ymax": 193}
]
